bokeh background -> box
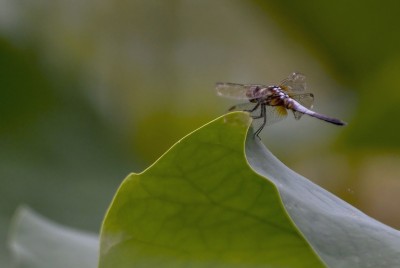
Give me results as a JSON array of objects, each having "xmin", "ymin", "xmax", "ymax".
[{"xmin": 1, "ymin": 0, "xmax": 400, "ymax": 265}]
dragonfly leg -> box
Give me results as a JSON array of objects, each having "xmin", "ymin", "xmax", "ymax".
[
  {"xmin": 229, "ymin": 102, "xmax": 260, "ymax": 113},
  {"xmin": 245, "ymin": 102, "xmax": 260, "ymax": 113},
  {"xmin": 250, "ymin": 102, "xmax": 263, "ymax": 119},
  {"xmin": 253, "ymin": 104, "xmax": 266, "ymax": 139}
]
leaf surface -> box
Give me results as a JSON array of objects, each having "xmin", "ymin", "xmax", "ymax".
[
  {"xmin": 246, "ymin": 136, "xmax": 400, "ymax": 267},
  {"xmin": 99, "ymin": 112, "xmax": 323, "ymax": 268}
]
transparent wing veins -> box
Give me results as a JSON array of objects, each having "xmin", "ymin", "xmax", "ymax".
[
  {"xmin": 290, "ymin": 93, "xmax": 314, "ymax": 120},
  {"xmin": 216, "ymin": 82, "xmax": 267, "ymax": 100},
  {"xmin": 280, "ymin": 72, "xmax": 307, "ymax": 92}
]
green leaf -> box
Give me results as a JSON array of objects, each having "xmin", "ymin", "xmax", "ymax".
[
  {"xmin": 246, "ymin": 136, "xmax": 400, "ymax": 267},
  {"xmin": 99, "ymin": 112, "xmax": 324, "ymax": 268},
  {"xmin": 8, "ymin": 206, "xmax": 98, "ymax": 268}
]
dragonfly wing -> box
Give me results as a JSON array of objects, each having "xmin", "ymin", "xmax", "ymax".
[
  {"xmin": 216, "ymin": 82, "xmax": 267, "ymax": 100},
  {"xmin": 250, "ymin": 106, "xmax": 288, "ymax": 134},
  {"xmin": 290, "ymin": 93, "xmax": 314, "ymax": 120},
  {"xmin": 263, "ymin": 106, "xmax": 288, "ymax": 125},
  {"xmin": 280, "ymin": 72, "xmax": 307, "ymax": 93},
  {"xmin": 293, "ymin": 110, "xmax": 304, "ymax": 120}
]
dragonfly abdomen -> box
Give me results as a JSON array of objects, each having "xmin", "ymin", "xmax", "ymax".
[
  {"xmin": 283, "ymin": 98, "xmax": 307, "ymax": 112},
  {"xmin": 286, "ymin": 98, "xmax": 346, "ymax": 126},
  {"xmin": 307, "ymin": 112, "xmax": 347, "ymax": 125}
]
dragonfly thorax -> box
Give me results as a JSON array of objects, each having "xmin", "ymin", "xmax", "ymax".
[
  {"xmin": 273, "ymin": 87, "xmax": 289, "ymax": 99},
  {"xmin": 246, "ymin": 86, "xmax": 268, "ymax": 101},
  {"xmin": 246, "ymin": 85, "xmax": 287, "ymax": 103},
  {"xmin": 248, "ymin": 86, "xmax": 290, "ymax": 106}
]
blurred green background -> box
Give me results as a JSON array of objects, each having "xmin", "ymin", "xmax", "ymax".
[{"xmin": 1, "ymin": 0, "xmax": 400, "ymax": 266}]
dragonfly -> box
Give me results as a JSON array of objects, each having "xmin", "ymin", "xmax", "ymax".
[{"xmin": 216, "ymin": 72, "xmax": 346, "ymax": 137}]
